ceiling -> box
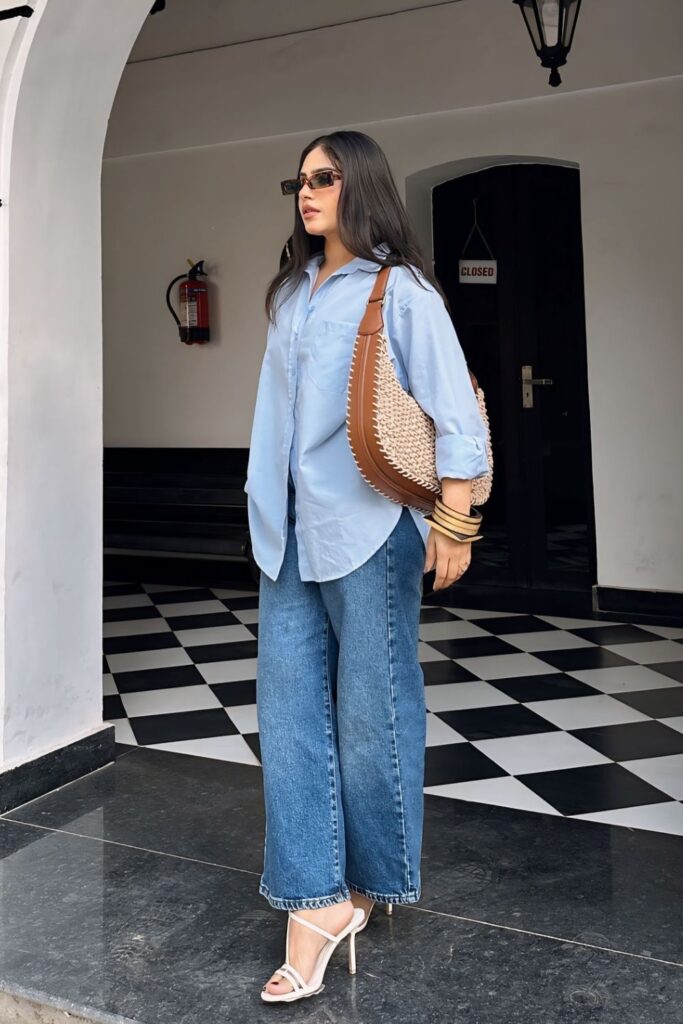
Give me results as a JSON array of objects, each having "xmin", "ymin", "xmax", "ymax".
[{"xmin": 127, "ymin": 0, "xmax": 464, "ymax": 62}]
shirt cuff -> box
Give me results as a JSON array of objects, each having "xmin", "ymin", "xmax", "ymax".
[{"xmin": 435, "ymin": 433, "xmax": 490, "ymax": 481}]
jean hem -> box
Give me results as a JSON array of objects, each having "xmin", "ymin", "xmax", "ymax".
[
  {"xmin": 346, "ymin": 880, "xmax": 421, "ymax": 905},
  {"xmin": 259, "ymin": 880, "xmax": 352, "ymax": 911}
]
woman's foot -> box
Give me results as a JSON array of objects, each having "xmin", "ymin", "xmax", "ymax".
[
  {"xmin": 349, "ymin": 890, "xmax": 375, "ymax": 925},
  {"xmin": 263, "ymin": 900, "xmax": 356, "ymax": 996}
]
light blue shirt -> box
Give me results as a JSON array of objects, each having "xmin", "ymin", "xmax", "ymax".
[{"xmin": 244, "ymin": 248, "xmax": 490, "ymax": 582}]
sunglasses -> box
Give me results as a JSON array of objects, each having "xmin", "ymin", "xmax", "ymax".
[{"xmin": 280, "ymin": 169, "xmax": 342, "ymax": 196}]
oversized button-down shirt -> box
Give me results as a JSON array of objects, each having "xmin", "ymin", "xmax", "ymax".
[{"xmin": 244, "ymin": 249, "xmax": 490, "ymax": 582}]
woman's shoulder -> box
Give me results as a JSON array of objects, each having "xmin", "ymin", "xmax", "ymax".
[{"xmin": 386, "ymin": 261, "xmax": 442, "ymax": 313}]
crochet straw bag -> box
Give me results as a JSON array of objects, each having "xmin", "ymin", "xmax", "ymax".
[{"xmin": 346, "ymin": 265, "xmax": 493, "ymax": 514}]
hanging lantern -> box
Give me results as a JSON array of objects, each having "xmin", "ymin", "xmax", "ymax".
[{"xmin": 513, "ymin": 0, "xmax": 583, "ymax": 87}]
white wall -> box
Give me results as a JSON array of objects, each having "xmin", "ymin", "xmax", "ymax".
[
  {"xmin": 0, "ymin": 0, "xmax": 151, "ymax": 772},
  {"xmin": 102, "ymin": 0, "xmax": 683, "ymax": 594},
  {"xmin": 106, "ymin": 0, "xmax": 683, "ymax": 154}
]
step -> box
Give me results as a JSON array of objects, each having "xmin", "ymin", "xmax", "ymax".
[{"xmin": 0, "ymin": 981, "xmax": 139, "ymax": 1024}]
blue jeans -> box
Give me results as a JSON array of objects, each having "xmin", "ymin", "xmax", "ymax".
[{"xmin": 256, "ymin": 470, "xmax": 426, "ymax": 911}]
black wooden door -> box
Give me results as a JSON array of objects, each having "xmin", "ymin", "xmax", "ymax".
[{"xmin": 432, "ymin": 164, "xmax": 597, "ymax": 611}]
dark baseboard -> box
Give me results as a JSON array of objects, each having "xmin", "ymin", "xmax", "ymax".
[
  {"xmin": 422, "ymin": 579, "xmax": 595, "ymax": 617},
  {"xmin": 595, "ymin": 585, "xmax": 683, "ymax": 626},
  {"xmin": 103, "ymin": 553, "xmax": 258, "ymax": 590},
  {"xmin": 0, "ymin": 725, "xmax": 115, "ymax": 815},
  {"xmin": 424, "ymin": 581, "xmax": 683, "ymax": 624}
]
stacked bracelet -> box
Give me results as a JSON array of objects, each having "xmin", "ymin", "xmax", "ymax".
[{"xmin": 424, "ymin": 495, "xmax": 484, "ymax": 543}]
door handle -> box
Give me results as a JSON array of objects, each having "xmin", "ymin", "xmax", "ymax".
[{"xmin": 520, "ymin": 364, "xmax": 553, "ymax": 408}]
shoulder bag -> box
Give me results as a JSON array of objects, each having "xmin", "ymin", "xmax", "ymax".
[{"xmin": 345, "ymin": 265, "xmax": 493, "ymax": 514}]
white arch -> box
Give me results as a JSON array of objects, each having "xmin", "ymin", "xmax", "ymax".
[
  {"xmin": 405, "ymin": 154, "xmax": 579, "ymax": 264},
  {"xmin": 0, "ymin": 0, "xmax": 150, "ymax": 778}
]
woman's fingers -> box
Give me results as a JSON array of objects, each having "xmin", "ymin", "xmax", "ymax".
[
  {"xmin": 429, "ymin": 532, "xmax": 472, "ymax": 590},
  {"xmin": 424, "ymin": 529, "xmax": 473, "ymax": 590}
]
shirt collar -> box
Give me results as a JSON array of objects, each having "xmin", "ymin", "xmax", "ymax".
[{"xmin": 304, "ymin": 243, "xmax": 390, "ymax": 280}]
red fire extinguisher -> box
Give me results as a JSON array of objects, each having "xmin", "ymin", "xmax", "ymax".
[{"xmin": 166, "ymin": 259, "xmax": 210, "ymax": 344}]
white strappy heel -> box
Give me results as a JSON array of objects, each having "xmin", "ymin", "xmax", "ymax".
[{"xmin": 261, "ymin": 906, "xmax": 366, "ymax": 1003}]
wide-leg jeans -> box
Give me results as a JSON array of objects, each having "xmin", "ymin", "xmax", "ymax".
[{"xmin": 256, "ymin": 471, "xmax": 427, "ymax": 911}]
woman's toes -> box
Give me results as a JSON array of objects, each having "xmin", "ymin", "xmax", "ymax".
[
  {"xmin": 266, "ymin": 975, "xmax": 292, "ymax": 994},
  {"xmin": 263, "ymin": 903, "xmax": 354, "ymax": 996}
]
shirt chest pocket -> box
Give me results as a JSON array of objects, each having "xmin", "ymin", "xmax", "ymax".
[{"xmin": 304, "ymin": 319, "xmax": 359, "ymax": 393}]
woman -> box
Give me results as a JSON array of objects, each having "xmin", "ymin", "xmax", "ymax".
[{"xmin": 244, "ymin": 130, "xmax": 490, "ymax": 1003}]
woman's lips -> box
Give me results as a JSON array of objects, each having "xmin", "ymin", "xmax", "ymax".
[{"xmin": 302, "ymin": 208, "xmax": 319, "ymax": 218}]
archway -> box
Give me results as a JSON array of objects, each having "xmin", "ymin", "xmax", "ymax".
[
  {"xmin": 405, "ymin": 154, "xmax": 578, "ymax": 265},
  {"xmin": 0, "ymin": 0, "xmax": 152, "ymax": 808}
]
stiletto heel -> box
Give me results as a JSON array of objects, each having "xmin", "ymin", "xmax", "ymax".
[
  {"xmin": 348, "ymin": 930, "xmax": 357, "ymax": 975},
  {"xmin": 261, "ymin": 906, "xmax": 365, "ymax": 1003},
  {"xmin": 384, "ymin": 902, "xmax": 393, "ymax": 916}
]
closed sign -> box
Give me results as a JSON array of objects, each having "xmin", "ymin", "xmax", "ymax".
[{"xmin": 459, "ymin": 259, "xmax": 497, "ymax": 284}]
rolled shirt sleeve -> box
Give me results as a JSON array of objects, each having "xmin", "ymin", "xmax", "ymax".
[{"xmin": 389, "ymin": 274, "xmax": 490, "ymax": 481}]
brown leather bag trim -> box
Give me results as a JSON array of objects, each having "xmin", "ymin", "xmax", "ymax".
[
  {"xmin": 347, "ymin": 267, "xmax": 425, "ymax": 511},
  {"xmin": 347, "ymin": 265, "xmax": 482, "ymax": 513}
]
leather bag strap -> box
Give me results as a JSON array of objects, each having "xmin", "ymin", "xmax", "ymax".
[
  {"xmin": 358, "ymin": 265, "xmax": 391, "ymax": 336},
  {"xmin": 356, "ymin": 263, "xmax": 478, "ymax": 394}
]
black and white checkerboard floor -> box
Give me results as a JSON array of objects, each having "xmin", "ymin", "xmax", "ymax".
[{"xmin": 103, "ymin": 581, "xmax": 683, "ymax": 837}]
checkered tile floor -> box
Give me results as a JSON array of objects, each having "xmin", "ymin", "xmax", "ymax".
[{"xmin": 103, "ymin": 581, "xmax": 683, "ymax": 837}]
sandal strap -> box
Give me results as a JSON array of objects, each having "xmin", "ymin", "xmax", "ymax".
[
  {"xmin": 275, "ymin": 962, "xmax": 307, "ymax": 991},
  {"xmin": 288, "ymin": 911, "xmax": 337, "ymax": 942}
]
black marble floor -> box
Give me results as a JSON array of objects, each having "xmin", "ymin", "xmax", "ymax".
[{"xmin": 1, "ymin": 744, "xmax": 682, "ymax": 1023}]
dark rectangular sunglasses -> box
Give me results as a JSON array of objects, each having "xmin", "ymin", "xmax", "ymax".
[{"xmin": 280, "ymin": 170, "xmax": 342, "ymax": 196}]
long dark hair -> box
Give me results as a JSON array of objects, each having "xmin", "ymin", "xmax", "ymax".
[{"xmin": 265, "ymin": 130, "xmax": 446, "ymax": 322}]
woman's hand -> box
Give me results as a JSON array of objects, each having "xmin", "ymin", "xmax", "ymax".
[
  {"xmin": 424, "ymin": 528, "xmax": 472, "ymax": 590},
  {"xmin": 423, "ymin": 477, "xmax": 475, "ymax": 591}
]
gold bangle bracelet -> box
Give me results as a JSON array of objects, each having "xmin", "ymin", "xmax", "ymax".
[
  {"xmin": 432, "ymin": 507, "xmax": 481, "ymax": 532},
  {"xmin": 433, "ymin": 504, "xmax": 480, "ymax": 527},
  {"xmin": 432, "ymin": 505, "xmax": 481, "ymax": 535},
  {"xmin": 436, "ymin": 494, "xmax": 481, "ymax": 515},
  {"xmin": 435, "ymin": 497, "xmax": 483, "ymax": 525},
  {"xmin": 432, "ymin": 514, "xmax": 479, "ymax": 537},
  {"xmin": 424, "ymin": 516, "xmax": 484, "ymax": 543}
]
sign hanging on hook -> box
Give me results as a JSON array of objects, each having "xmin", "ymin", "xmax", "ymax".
[{"xmin": 458, "ymin": 198, "xmax": 498, "ymax": 285}]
